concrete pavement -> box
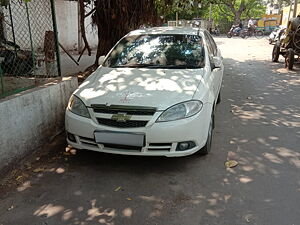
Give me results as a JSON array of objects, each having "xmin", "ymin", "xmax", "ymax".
[
  {"xmin": 0, "ymin": 37, "xmax": 299, "ymax": 225},
  {"xmin": 60, "ymin": 51, "xmax": 96, "ymax": 76}
]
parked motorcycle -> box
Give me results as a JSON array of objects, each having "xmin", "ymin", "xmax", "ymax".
[
  {"xmin": 210, "ymin": 27, "xmax": 220, "ymax": 36},
  {"xmin": 227, "ymin": 25, "xmax": 242, "ymax": 38},
  {"xmin": 240, "ymin": 26, "xmax": 264, "ymax": 39},
  {"xmin": 0, "ymin": 40, "xmax": 34, "ymax": 75}
]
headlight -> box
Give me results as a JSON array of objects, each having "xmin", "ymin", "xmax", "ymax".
[
  {"xmin": 157, "ymin": 100, "xmax": 203, "ymax": 122},
  {"xmin": 68, "ymin": 95, "xmax": 90, "ymax": 118}
]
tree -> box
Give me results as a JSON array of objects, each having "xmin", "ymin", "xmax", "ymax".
[
  {"xmin": 265, "ymin": 0, "xmax": 292, "ymax": 10},
  {"xmin": 78, "ymin": 0, "xmax": 160, "ymax": 66},
  {"xmin": 92, "ymin": 0, "xmax": 159, "ymax": 65},
  {"xmin": 78, "ymin": 0, "xmax": 265, "ymax": 68},
  {"xmin": 79, "ymin": 0, "xmax": 196, "ymax": 67},
  {"xmin": 156, "ymin": 0, "xmax": 203, "ymax": 20},
  {"xmin": 215, "ymin": 0, "xmax": 265, "ymax": 23}
]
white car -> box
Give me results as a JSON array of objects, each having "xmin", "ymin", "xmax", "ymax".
[{"xmin": 65, "ymin": 27, "xmax": 224, "ymax": 157}]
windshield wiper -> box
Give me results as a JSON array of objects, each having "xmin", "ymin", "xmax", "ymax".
[
  {"xmin": 111, "ymin": 64, "xmax": 158, "ymax": 68},
  {"xmin": 110, "ymin": 64, "xmax": 203, "ymax": 69},
  {"xmin": 157, "ymin": 65, "xmax": 203, "ymax": 69}
]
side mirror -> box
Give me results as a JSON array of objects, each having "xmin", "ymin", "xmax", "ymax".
[
  {"xmin": 98, "ymin": 55, "xmax": 106, "ymax": 66},
  {"xmin": 212, "ymin": 56, "xmax": 223, "ymax": 69}
]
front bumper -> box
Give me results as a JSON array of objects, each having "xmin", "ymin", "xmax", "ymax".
[{"xmin": 65, "ymin": 104, "xmax": 212, "ymax": 157}]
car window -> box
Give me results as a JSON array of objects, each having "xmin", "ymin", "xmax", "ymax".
[
  {"xmin": 204, "ymin": 32, "xmax": 217, "ymax": 56},
  {"xmin": 207, "ymin": 33, "xmax": 218, "ymax": 56},
  {"xmin": 103, "ymin": 34, "xmax": 205, "ymax": 69}
]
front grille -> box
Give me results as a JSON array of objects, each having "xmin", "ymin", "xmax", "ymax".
[
  {"xmin": 104, "ymin": 144, "xmax": 142, "ymax": 151},
  {"xmin": 97, "ymin": 118, "xmax": 148, "ymax": 128},
  {"xmin": 91, "ymin": 104, "xmax": 156, "ymax": 116}
]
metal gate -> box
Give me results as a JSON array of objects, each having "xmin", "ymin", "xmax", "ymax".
[{"xmin": 0, "ymin": 0, "xmax": 61, "ymax": 99}]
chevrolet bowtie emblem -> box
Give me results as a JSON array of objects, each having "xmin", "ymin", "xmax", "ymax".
[{"xmin": 111, "ymin": 113, "xmax": 132, "ymax": 122}]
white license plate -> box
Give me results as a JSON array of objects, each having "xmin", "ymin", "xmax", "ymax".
[{"xmin": 94, "ymin": 131, "xmax": 145, "ymax": 147}]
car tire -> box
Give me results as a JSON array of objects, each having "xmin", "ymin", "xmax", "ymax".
[
  {"xmin": 217, "ymin": 91, "xmax": 221, "ymax": 104},
  {"xmin": 198, "ymin": 114, "xmax": 214, "ymax": 155}
]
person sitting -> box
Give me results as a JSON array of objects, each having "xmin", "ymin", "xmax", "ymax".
[
  {"xmin": 234, "ymin": 22, "xmax": 243, "ymax": 34},
  {"xmin": 248, "ymin": 18, "xmax": 255, "ymax": 35}
]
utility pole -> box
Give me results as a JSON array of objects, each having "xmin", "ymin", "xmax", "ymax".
[
  {"xmin": 209, "ymin": 3, "xmax": 212, "ymax": 31},
  {"xmin": 209, "ymin": 3, "xmax": 212, "ymax": 22},
  {"xmin": 176, "ymin": 12, "xmax": 178, "ymax": 26},
  {"xmin": 293, "ymin": 0, "xmax": 298, "ymax": 18},
  {"xmin": 287, "ymin": 2, "xmax": 293, "ymax": 26},
  {"xmin": 78, "ymin": 1, "xmax": 83, "ymax": 54}
]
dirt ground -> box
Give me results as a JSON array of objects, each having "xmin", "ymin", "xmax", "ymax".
[{"xmin": 0, "ymin": 37, "xmax": 300, "ymax": 225}]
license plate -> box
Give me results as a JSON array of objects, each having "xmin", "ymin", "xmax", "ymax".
[{"xmin": 94, "ymin": 131, "xmax": 145, "ymax": 147}]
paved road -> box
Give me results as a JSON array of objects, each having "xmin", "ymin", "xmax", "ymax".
[
  {"xmin": 1, "ymin": 37, "xmax": 300, "ymax": 225},
  {"xmin": 61, "ymin": 51, "xmax": 96, "ymax": 76}
]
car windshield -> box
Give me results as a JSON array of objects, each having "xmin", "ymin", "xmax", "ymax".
[{"xmin": 103, "ymin": 34, "xmax": 205, "ymax": 69}]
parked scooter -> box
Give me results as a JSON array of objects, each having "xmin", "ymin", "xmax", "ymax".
[
  {"xmin": 269, "ymin": 26, "xmax": 286, "ymax": 44},
  {"xmin": 227, "ymin": 25, "xmax": 242, "ymax": 38}
]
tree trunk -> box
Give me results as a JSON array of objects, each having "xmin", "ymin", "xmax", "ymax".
[
  {"xmin": 94, "ymin": 29, "xmax": 121, "ymax": 64},
  {"xmin": 80, "ymin": 0, "xmax": 184, "ymax": 67},
  {"xmin": 78, "ymin": 0, "xmax": 92, "ymax": 56},
  {"xmin": 92, "ymin": 0, "xmax": 159, "ymax": 66},
  {"xmin": 234, "ymin": 11, "xmax": 242, "ymax": 24},
  {"xmin": 221, "ymin": 0, "xmax": 247, "ymax": 24}
]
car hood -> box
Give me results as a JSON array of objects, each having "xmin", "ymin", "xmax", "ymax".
[{"xmin": 75, "ymin": 66, "xmax": 204, "ymax": 110}]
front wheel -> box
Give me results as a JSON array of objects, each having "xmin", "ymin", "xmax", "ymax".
[
  {"xmin": 255, "ymin": 30, "xmax": 264, "ymax": 38},
  {"xmin": 227, "ymin": 32, "xmax": 232, "ymax": 38},
  {"xmin": 240, "ymin": 32, "xmax": 246, "ymax": 39},
  {"xmin": 272, "ymin": 42, "xmax": 280, "ymax": 62},
  {"xmin": 285, "ymin": 48, "xmax": 294, "ymax": 70},
  {"xmin": 198, "ymin": 114, "xmax": 214, "ymax": 155}
]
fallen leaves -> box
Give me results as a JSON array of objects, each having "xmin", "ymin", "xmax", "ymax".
[
  {"xmin": 114, "ymin": 186, "xmax": 122, "ymax": 192},
  {"xmin": 225, "ymin": 160, "xmax": 239, "ymax": 168},
  {"xmin": 33, "ymin": 168, "xmax": 44, "ymax": 173},
  {"xmin": 25, "ymin": 163, "xmax": 32, "ymax": 170},
  {"xmin": 55, "ymin": 167, "xmax": 65, "ymax": 174},
  {"xmin": 244, "ymin": 214, "xmax": 253, "ymax": 223},
  {"xmin": 113, "ymin": 187, "xmax": 132, "ymax": 201},
  {"xmin": 16, "ymin": 176, "xmax": 23, "ymax": 181},
  {"xmin": 65, "ymin": 146, "xmax": 77, "ymax": 155},
  {"xmin": 230, "ymin": 105, "xmax": 242, "ymax": 114},
  {"xmin": 7, "ymin": 205, "xmax": 14, "ymax": 211}
]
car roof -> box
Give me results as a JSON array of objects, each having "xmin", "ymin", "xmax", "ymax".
[{"xmin": 127, "ymin": 27, "xmax": 205, "ymax": 36}]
